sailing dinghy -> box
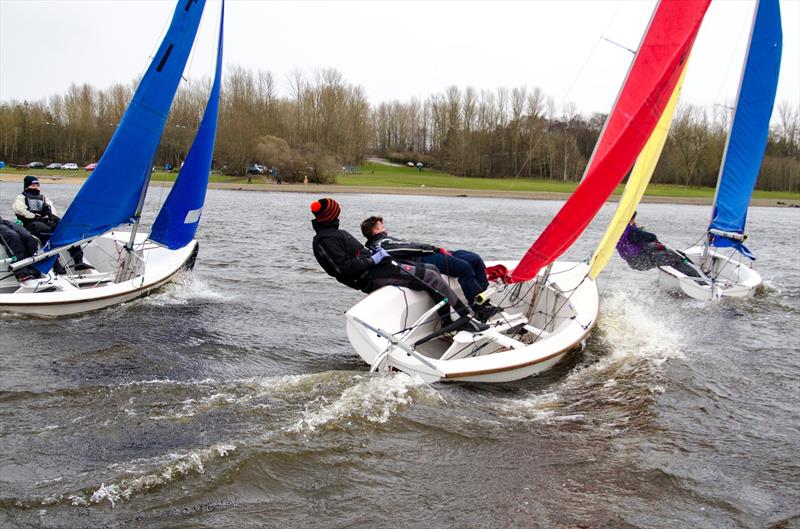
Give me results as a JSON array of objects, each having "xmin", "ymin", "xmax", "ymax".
[
  {"xmin": 0, "ymin": 0, "xmax": 224, "ymax": 317},
  {"xmin": 346, "ymin": 0, "xmax": 710, "ymax": 383},
  {"xmin": 657, "ymin": 0, "xmax": 782, "ymax": 300}
]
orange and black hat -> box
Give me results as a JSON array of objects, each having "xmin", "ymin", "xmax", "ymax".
[{"xmin": 310, "ymin": 198, "xmax": 341, "ymax": 222}]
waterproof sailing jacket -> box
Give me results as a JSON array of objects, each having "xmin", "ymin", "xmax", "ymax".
[
  {"xmin": 13, "ymin": 191, "xmax": 57, "ymax": 221},
  {"xmin": 365, "ymin": 231, "xmax": 439, "ymax": 259},
  {"xmin": 616, "ymin": 224, "xmax": 658, "ymax": 260},
  {"xmin": 312, "ymin": 219, "xmax": 376, "ymax": 292}
]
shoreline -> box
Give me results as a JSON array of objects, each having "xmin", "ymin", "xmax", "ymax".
[{"xmin": 1, "ymin": 173, "xmax": 798, "ymax": 207}]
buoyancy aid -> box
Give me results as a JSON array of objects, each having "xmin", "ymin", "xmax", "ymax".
[{"xmin": 21, "ymin": 190, "xmax": 51, "ymax": 217}]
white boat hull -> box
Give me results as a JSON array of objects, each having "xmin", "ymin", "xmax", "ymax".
[
  {"xmin": 0, "ymin": 231, "xmax": 197, "ymax": 317},
  {"xmin": 345, "ymin": 260, "xmax": 599, "ymax": 383},
  {"xmin": 657, "ymin": 246, "xmax": 761, "ymax": 300}
]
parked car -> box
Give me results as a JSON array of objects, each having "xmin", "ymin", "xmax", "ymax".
[
  {"xmin": 26, "ymin": 161, "xmax": 45, "ymax": 169},
  {"xmin": 46, "ymin": 162, "xmax": 62, "ymax": 170},
  {"xmin": 247, "ymin": 163, "xmax": 266, "ymax": 175},
  {"xmin": 84, "ymin": 163, "xmax": 97, "ymax": 171},
  {"xmin": 62, "ymin": 163, "xmax": 79, "ymax": 170}
]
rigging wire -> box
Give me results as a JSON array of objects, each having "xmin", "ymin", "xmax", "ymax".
[{"xmin": 465, "ymin": 2, "xmax": 628, "ymax": 262}]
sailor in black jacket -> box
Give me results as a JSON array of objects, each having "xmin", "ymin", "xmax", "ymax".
[
  {"xmin": 310, "ymin": 198, "xmax": 487, "ymax": 331},
  {"xmin": 360, "ymin": 216, "xmax": 494, "ymax": 317}
]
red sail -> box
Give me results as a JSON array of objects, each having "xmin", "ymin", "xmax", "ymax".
[{"xmin": 510, "ymin": 0, "xmax": 710, "ymax": 283}]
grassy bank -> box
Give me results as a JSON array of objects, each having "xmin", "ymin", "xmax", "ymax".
[
  {"xmin": 4, "ymin": 163, "xmax": 799, "ymax": 200},
  {"xmin": 338, "ymin": 163, "xmax": 800, "ymax": 200}
]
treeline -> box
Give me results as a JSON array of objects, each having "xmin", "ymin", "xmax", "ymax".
[
  {"xmin": 0, "ymin": 66, "xmax": 798, "ymax": 190},
  {"xmin": 0, "ymin": 67, "xmax": 370, "ymax": 183},
  {"xmin": 373, "ymin": 86, "xmax": 800, "ymax": 192}
]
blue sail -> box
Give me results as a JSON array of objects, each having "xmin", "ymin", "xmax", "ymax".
[
  {"xmin": 709, "ymin": 0, "xmax": 782, "ymax": 257},
  {"xmin": 37, "ymin": 0, "xmax": 207, "ymax": 273},
  {"xmin": 150, "ymin": 2, "xmax": 224, "ymax": 250}
]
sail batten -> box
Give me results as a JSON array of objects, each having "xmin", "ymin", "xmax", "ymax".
[
  {"xmin": 510, "ymin": 0, "xmax": 711, "ymax": 283},
  {"xmin": 36, "ymin": 0, "xmax": 207, "ymax": 273},
  {"xmin": 150, "ymin": 1, "xmax": 224, "ymax": 250},
  {"xmin": 708, "ymin": 0, "xmax": 782, "ymax": 257}
]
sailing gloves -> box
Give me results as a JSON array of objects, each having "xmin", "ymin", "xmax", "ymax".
[{"xmin": 371, "ymin": 247, "xmax": 390, "ymax": 265}]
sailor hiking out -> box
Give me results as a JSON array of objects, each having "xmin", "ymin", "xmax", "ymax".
[
  {"xmin": 616, "ymin": 212, "xmax": 701, "ymax": 277},
  {"xmin": 310, "ymin": 198, "xmax": 488, "ymax": 333},
  {"xmin": 360, "ymin": 215, "xmax": 498, "ymax": 322}
]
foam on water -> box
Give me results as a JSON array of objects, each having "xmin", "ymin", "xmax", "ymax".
[
  {"xmin": 489, "ymin": 391, "xmax": 582, "ymax": 423},
  {"xmin": 595, "ymin": 289, "xmax": 685, "ymax": 363},
  {"xmin": 286, "ymin": 373, "xmax": 442, "ymax": 433},
  {"xmin": 75, "ymin": 444, "xmax": 236, "ymax": 508},
  {"xmin": 486, "ymin": 289, "xmax": 688, "ymax": 426},
  {"xmin": 140, "ymin": 274, "xmax": 230, "ymax": 306}
]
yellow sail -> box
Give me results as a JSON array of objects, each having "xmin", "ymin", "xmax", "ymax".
[{"xmin": 587, "ymin": 61, "xmax": 690, "ymax": 280}]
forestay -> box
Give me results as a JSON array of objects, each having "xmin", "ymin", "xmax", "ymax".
[
  {"xmin": 708, "ymin": 0, "xmax": 782, "ymax": 258},
  {"xmin": 150, "ymin": 2, "xmax": 225, "ymax": 249},
  {"xmin": 510, "ymin": 0, "xmax": 711, "ymax": 283}
]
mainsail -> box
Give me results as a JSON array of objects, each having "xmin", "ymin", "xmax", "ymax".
[
  {"xmin": 510, "ymin": 0, "xmax": 710, "ymax": 283},
  {"xmin": 38, "ymin": 0, "xmax": 207, "ymax": 271},
  {"xmin": 150, "ymin": 1, "xmax": 224, "ymax": 250},
  {"xmin": 707, "ymin": 0, "xmax": 782, "ymax": 258},
  {"xmin": 587, "ymin": 61, "xmax": 689, "ymax": 280}
]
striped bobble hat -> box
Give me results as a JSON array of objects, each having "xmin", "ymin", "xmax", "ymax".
[{"xmin": 310, "ymin": 198, "xmax": 341, "ymax": 223}]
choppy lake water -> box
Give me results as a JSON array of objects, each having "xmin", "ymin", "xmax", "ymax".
[{"xmin": 1, "ymin": 183, "xmax": 798, "ymax": 528}]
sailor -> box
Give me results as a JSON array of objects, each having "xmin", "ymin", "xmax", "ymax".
[
  {"xmin": 13, "ymin": 176, "xmax": 93, "ymax": 272},
  {"xmin": 360, "ymin": 215, "xmax": 498, "ymax": 321},
  {"xmin": 616, "ymin": 212, "xmax": 701, "ymax": 277},
  {"xmin": 310, "ymin": 198, "xmax": 488, "ymax": 332},
  {"xmin": 0, "ymin": 215, "xmax": 43, "ymax": 282}
]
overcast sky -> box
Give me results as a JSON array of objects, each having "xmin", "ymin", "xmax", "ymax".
[{"xmin": 1, "ymin": 0, "xmax": 797, "ymax": 118}]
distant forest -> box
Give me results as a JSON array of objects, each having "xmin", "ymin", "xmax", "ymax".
[{"xmin": 0, "ymin": 67, "xmax": 798, "ymax": 191}]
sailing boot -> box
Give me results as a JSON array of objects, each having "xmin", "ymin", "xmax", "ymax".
[
  {"xmin": 472, "ymin": 302, "xmax": 502, "ymax": 323},
  {"xmin": 53, "ymin": 258, "xmax": 67, "ymax": 275},
  {"xmin": 451, "ymin": 307, "xmax": 489, "ymax": 333}
]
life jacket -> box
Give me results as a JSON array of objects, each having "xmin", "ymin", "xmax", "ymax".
[{"xmin": 22, "ymin": 190, "xmax": 51, "ymax": 217}]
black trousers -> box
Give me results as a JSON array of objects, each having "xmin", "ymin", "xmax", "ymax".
[
  {"xmin": 0, "ymin": 220, "xmax": 39, "ymax": 259},
  {"xmin": 626, "ymin": 244, "xmax": 701, "ymax": 277},
  {"xmin": 364, "ymin": 262, "xmax": 469, "ymax": 315},
  {"xmin": 22, "ymin": 217, "xmax": 84, "ymax": 265}
]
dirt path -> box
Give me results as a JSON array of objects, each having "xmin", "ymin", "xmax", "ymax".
[{"xmin": 364, "ymin": 156, "xmax": 404, "ymax": 167}]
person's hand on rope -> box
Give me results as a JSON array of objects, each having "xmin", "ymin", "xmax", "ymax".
[{"xmin": 438, "ymin": 247, "xmax": 452, "ymax": 256}]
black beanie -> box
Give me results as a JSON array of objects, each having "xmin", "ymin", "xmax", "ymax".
[{"xmin": 23, "ymin": 175, "xmax": 39, "ymax": 190}]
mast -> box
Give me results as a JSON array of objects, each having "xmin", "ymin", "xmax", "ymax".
[
  {"xmin": 579, "ymin": 3, "xmax": 659, "ymax": 184},
  {"xmin": 703, "ymin": 0, "xmax": 781, "ymax": 262},
  {"xmin": 117, "ymin": 158, "xmax": 156, "ymax": 282},
  {"xmin": 703, "ymin": 0, "xmax": 761, "ymax": 264},
  {"xmin": 127, "ymin": 159, "xmax": 156, "ymax": 250}
]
